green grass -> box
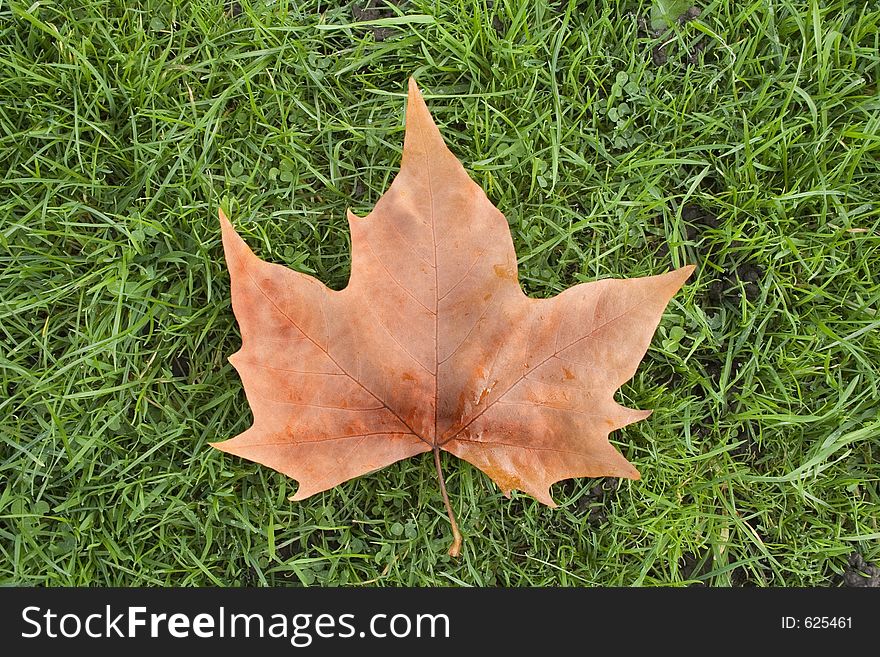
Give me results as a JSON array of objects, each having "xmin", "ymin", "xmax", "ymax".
[{"xmin": 1, "ymin": 0, "xmax": 879, "ymax": 586}]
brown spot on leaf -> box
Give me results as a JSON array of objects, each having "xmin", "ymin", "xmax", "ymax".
[{"xmin": 494, "ymin": 264, "xmax": 515, "ymax": 280}]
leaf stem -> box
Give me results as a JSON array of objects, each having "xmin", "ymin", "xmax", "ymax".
[{"xmin": 433, "ymin": 447, "xmax": 462, "ymax": 557}]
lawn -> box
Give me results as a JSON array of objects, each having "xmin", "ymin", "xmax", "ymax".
[{"xmin": 1, "ymin": 0, "xmax": 878, "ymax": 586}]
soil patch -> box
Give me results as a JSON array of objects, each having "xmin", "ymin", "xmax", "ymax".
[{"xmin": 843, "ymin": 553, "xmax": 880, "ymax": 587}]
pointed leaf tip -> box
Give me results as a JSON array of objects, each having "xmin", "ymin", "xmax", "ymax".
[
  {"xmin": 677, "ymin": 264, "xmax": 697, "ymax": 284},
  {"xmin": 401, "ymin": 77, "xmax": 462, "ymax": 175},
  {"xmin": 405, "ymin": 76, "xmax": 429, "ymax": 120},
  {"xmin": 218, "ymin": 208, "xmax": 236, "ymax": 239},
  {"xmin": 218, "ymin": 208, "xmax": 236, "ymax": 242},
  {"xmin": 670, "ymin": 264, "xmax": 697, "ymax": 293}
]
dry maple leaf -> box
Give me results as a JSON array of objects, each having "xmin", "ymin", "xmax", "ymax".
[{"xmin": 213, "ymin": 78, "xmax": 694, "ymax": 556}]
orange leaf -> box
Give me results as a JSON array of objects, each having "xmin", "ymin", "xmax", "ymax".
[{"xmin": 212, "ymin": 78, "xmax": 694, "ymax": 556}]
